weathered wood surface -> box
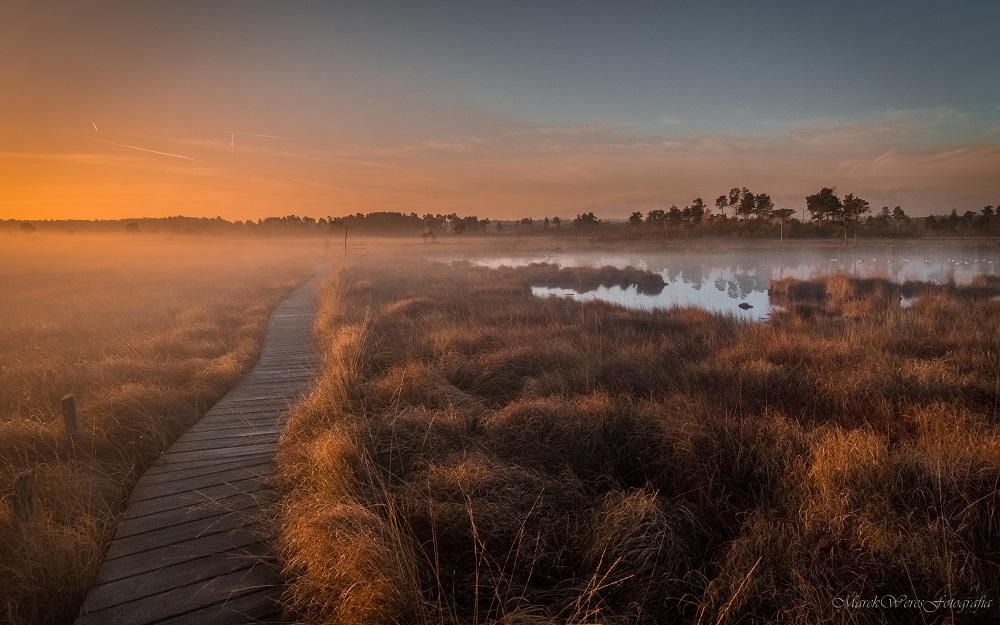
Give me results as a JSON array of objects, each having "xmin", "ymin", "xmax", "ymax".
[{"xmin": 76, "ymin": 278, "xmax": 318, "ymax": 625}]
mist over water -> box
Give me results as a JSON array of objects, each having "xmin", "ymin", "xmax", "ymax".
[{"xmin": 469, "ymin": 246, "xmax": 1000, "ymax": 320}]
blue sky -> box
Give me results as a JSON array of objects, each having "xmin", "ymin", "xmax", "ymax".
[{"xmin": 2, "ymin": 1, "xmax": 998, "ymax": 219}]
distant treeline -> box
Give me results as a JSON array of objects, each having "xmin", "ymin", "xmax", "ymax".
[
  {"xmin": 4, "ymin": 189, "xmax": 998, "ymax": 240},
  {"xmin": 3, "ymin": 215, "xmax": 337, "ymax": 236},
  {"xmin": 1, "ymin": 213, "xmax": 480, "ymax": 237}
]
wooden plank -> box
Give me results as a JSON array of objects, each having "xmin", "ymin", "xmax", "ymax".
[
  {"xmin": 245, "ymin": 366, "xmax": 312, "ymax": 375},
  {"xmin": 136, "ymin": 451, "xmax": 273, "ymax": 478},
  {"xmin": 246, "ymin": 355, "xmax": 311, "ymax": 362},
  {"xmin": 188, "ymin": 415, "xmax": 285, "ymax": 440},
  {"xmin": 234, "ymin": 371, "xmax": 306, "ymax": 380},
  {"xmin": 184, "ymin": 416, "xmax": 282, "ymax": 429},
  {"xmin": 175, "ymin": 427, "xmax": 282, "ymax": 443},
  {"xmin": 216, "ymin": 388, "xmax": 298, "ymax": 397},
  {"xmin": 167, "ymin": 433, "xmax": 277, "ymax": 454},
  {"xmin": 193, "ymin": 413, "xmax": 284, "ymax": 426},
  {"xmin": 128, "ymin": 461, "xmax": 272, "ymax": 503},
  {"xmin": 243, "ymin": 363, "xmax": 309, "ymax": 371},
  {"xmin": 185, "ymin": 419, "xmax": 284, "ymax": 434},
  {"xmin": 216, "ymin": 384, "xmax": 300, "ymax": 394},
  {"xmin": 114, "ymin": 490, "xmax": 276, "ymax": 539},
  {"xmin": 215, "ymin": 388, "xmax": 298, "ymax": 398},
  {"xmin": 77, "ymin": 562, "xmax": 281, "ymax": 625},
  {"xmin": 190, "ymin": 414, "xmax": 278, "ymax": 427},
  {"xmin": 217, "ymin": 394, "xmax": 298, "ymax": 402},
  {"xmin": 159, "ymin": 443, "xmax": 279, "ymax": 464},
  {"xmin": 206, "ymin": 399, "xmax": 293, "ymax": 411},
  {"xmin": 140, "ymin": 454, "xmax": 271, "ymax": 482},
  {"xmin": 103, "ymin": 506, "xmax": 260, "ymax": 560},
  {"xmin": 219, "ymin": 389, "xmax": 305, "ymax": 400},
  {"xmin": 234, "ymin": 368, "xmax": 312, "ymax": 377},
  {"xmin": 211, "ymin": 396, "xmax": 295, "ymax": 405},
  {"xmin": 152, "ymin": 588, "xmax": 284, "ymax": 625},
  {"xmin": 176, "ymin": 427, "xmax": 279, "ymax": 442},
  {"xmin": 216, "ymin": 393, "xmax": 304, "ymax": 404},
  {"xmin": 196, "ymin": 408, "xmax": 284, "ymax": 421},
  {"xmin": 96, "ymin": 527, "xmax": 268, "ymax": 583},
  {"xmin": 123, "ymin": 475, "xmax": 270, "ymax": 519},
  {"xmin": 233, "ymin": 377, "xmax": 309, "ymax": 387},
  {"xmin": 225, "ymin": 382, "xmax": 308, "ymax": 393},
  {"xmin": 232, "ymin": 373, "xmax": 307, "ymax": 382},
  {"xmin": 205, "ymin": 403, "xmax": 290, "ymax": 414},
  {"xmin": 82, "ymin": 541, "xmax": 272, "ymax": 611},
  {"xmin": 229, "ymin": 377, "xmax": 313, "ymax": 388}
]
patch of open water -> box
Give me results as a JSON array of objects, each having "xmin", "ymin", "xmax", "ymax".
[{"xmin": 467, "ymin": 248, "xmax": 1000, "ymax": 320}]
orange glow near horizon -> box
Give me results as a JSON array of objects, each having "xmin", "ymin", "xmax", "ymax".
[
  {"xmin": 4, "ymin": 125, "xmax": 999, "ymax": 222},
  {"xmin": 2, "ymin": 4, "xmax": 997, "ymax": 221}
]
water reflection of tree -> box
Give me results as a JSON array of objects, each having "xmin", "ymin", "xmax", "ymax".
[
  {"xmin": 667, "ymin": 266, "xmax": 705, "ymax": 290},
  {"xmin": 686, "ymin": 270, "xmax": 704, "ymax": 290},
  {"xmin": 525, "ymin": 249, "xmax": 1000, "ymax": 305},
  {"xmin": 714, "ymin": 272, "xmax": 766, "ymax": 299},
  {"xmin": 528, "ymin": 264, "xmax": 667, "ymax": 295},
  {"xmin": 649, "ymin": 255, "xmax": 799, "ymax": 299}
]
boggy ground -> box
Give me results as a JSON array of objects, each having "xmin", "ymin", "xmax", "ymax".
[
  {"xmin": 0, "ymin": 234, "xmax": 323, "ymax": 624},
  {"xmin": 278, "ymin": 253, "xmax": 1000, "ymax": 625}
]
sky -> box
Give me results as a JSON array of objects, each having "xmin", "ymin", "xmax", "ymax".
[{"xmin": 2, "ymin": 0, "xmax": 998, "ymax": 221}]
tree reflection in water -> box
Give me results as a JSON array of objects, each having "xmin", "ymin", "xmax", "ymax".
[
  {"xmin": 465, "ymin": 247, "xmax": 1000, "ymax": 321},
  {"xmin": 714, "ymin": 273, "xmax": 767, "ymax": 299}
]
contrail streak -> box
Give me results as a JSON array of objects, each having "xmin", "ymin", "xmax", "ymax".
[
  {"xmin": 226, "ymin": 131, "xmax": 286, "ymax": 139},
  {"xmin": 84, "ymin": 137, "xmax": 203, "ymax": 162},
  {"xmin": 90, "ymin": 119, "xmax": 99, "ymax": 132},
  {"xmin": 874, "ymin": 149, "xmax": 895, "ymax": 163}
]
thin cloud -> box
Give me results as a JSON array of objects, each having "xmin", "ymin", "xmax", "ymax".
[
  {"xmin": 925, "ymin": 147, "xmax": 970, "ymax": 162},
  {"xmin": 291, "ymin": 178, "xmax": 348, "ymax": 191}
]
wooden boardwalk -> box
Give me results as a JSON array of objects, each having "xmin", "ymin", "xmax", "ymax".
[{"xmin": 76, "ymin": 278, "xmax": 319, "ymax": 625}]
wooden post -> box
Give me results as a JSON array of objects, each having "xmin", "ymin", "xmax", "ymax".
[
  {"xmin": 61, "ymin": 393, "xmax": 79, "ymax": 436},
  {"xmin": 13, "ymin": 469, "xmax": 35, "ymax": 523}
]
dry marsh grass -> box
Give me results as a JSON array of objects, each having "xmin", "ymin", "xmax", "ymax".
[
  {"xmin": 278, "ymin": 254, "xmax": 1000, "ymax": 625},
  {"xmin": 0, "ymin": 233, "xmax": 322, "ymax": 624}
]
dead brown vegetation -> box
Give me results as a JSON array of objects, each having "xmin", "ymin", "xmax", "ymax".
[{"xmin": 278, "ymin": 255, "xmax": 1000, "ymax": 625}]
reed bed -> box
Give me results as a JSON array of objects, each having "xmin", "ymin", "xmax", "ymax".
[
  {"xmin": 0, "ymin": 233, "xmax": 321, "ymax": 624},
  {"xmin": 278, "ymin": 255, "xmax": 1000, "ymax": 625}
]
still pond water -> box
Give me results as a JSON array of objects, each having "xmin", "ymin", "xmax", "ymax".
[{"xmin": 470, "ymin": 247, "xmax": 1000, "ymax": 321}]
